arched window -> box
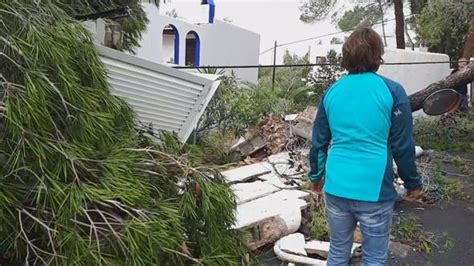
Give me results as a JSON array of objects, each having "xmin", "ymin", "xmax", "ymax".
[
  {"xmin": 185, "ymin": 31, "xmax": 200, "ymax": 66},
  {"xmin": 162, "ymin": 24, "xmax": 179, "ymax": 64}
]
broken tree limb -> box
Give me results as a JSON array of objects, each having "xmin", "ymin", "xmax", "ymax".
[{"xmin": 409, "ymin": 63, "xmax": 474, "ymax": 112}]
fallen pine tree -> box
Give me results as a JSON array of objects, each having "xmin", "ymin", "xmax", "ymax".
[
  {"xmin": 0, "ymin": 1, "xmax": 243, "ymax": 264},
  {"xmin": 410, "ymin": 62, "xmax": 474, "ymax": 112}
]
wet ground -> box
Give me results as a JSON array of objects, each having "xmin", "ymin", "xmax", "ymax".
[
  {"xmin": 392, "ymin": 152, "xmax": 474, "ymax": 266},
  {"xmin": 391, "ymin": 200, "xmax": 474, "ymax": 266}
]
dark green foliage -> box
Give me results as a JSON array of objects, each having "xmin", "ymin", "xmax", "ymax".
[
  {"xmin": 299, "ymin": 0, "xmax": 389, "ymax": 26},
  {"xmin": 57, "ymin": 0, "xmax": 161, "ymax": 53},
  {"xmin": 337, "ymin": 5, "xmax": 383, "ymax": 31},
  {"xmin": 417, "ymin": 0, "xmax": 472, "ymax": 60},
  {"xmin": 299, "ymin": 0, "xmax": 337, "ymax": 23},
  {"xmin": 310, "ymin": 208, "xmax": 330, "ymax": 241},
  {"xmin": 0, "ymin": 1, "xmax": 242, "ymax": 264}
]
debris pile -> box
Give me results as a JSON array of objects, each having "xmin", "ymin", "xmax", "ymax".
[
  {"xmin": 221, "ymin": 152, "xmax": 309, "ymax": 252},
  {"xmin": 234, "ymin": 108, "xmax": 316, "ymax": 159},
  {"xmin": 235, "ymin": 116, "xmax": 290, "ymax": 158},
  {"xmin": 224, "ymin": 107, "xmax": 445, "ymax": 264},
  {"xmin": 259, "ymin": 117, "xmax": 290, "ymax": 154}
]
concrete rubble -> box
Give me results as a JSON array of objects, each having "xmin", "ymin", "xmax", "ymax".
[
  {"xmin": 221, "ymin": 151, "xmax": 308, "ymax": 251},
  {"xmin": 221, "ymin": 110, "xmax": 426, "ymax": 263}
]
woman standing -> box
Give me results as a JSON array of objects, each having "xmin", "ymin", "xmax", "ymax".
[{"xmin": 308, "ymin": 28, "xmax": 422, "ymax": 265}]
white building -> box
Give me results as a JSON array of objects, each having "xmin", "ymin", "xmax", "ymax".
[
  {"xmin": 135, "ymin": 3, "xmax": 260, "ymax": 83},
  {"xmin": 310, "ymin": 44, "xmax": 451, "ymax": 96}
]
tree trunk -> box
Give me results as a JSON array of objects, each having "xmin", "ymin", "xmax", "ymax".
[
  {"xmin": 409, "ymin": 63, "xmax": 474, "ymax": 112},
  {"xmin": 463, "ymin": 11, "xmax": 474, "ymax": 60},
  {"xmin": 377, "ymin": 0, "xmax": 387, "ymax": 46},
  {"xmin": 394, "ymin": 0, "xmax": 405, "ymax": 49}
]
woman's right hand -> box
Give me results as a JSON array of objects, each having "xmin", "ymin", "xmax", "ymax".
[
  {"xmin": 404, "ymin": 187, "xmax": 423, "ymax": 202},
  {"xmin": 310, "ymin": 179, "xmax": 324, "ymax": 195}
]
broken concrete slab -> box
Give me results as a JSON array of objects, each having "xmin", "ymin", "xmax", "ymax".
[
  {"xmin": 234, "ymin": 199, "xmax": 305, "ymax": 230},
  {"xmin": 221, "ymin": 162, "xmax": 272, "ymax": 183},
  {"xmin": 233, "ymin": 190, "xmax": 309, "ymax": 229},
  {"xmin": 236, "ymin": 135, "xmax": 267, "ymax": 157},
  {"xmin": 231, "ymin": 181, "xmax": 280, "ymax": 204},
  {"xmin": 248, "ymin": 207, "xmax": 302, "ymax": 251},
  {"xmin": 274, "ymin": 239, "xmax": 326, "ymax": 265},
  {"xmin": 279, "ymin": 233, "xmax": 307, "ymax": 257}
]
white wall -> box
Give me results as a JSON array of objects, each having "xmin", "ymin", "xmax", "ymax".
[
  {"xmin": 199, "ymin": 20, "xmax": 260, "ymax": 83},
  {"xmin": 309, "ymin": 46, "xmax": 451, "ymax": 97},
  {"xmin": 378, "ymin": 49, "xmax": 451, "ymax": 96},
  {"xmin": 135, "ymin": 4, "xmax": 260, "ymax": 83}
]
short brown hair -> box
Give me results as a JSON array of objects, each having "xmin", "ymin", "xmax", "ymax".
[{"xmin": 341, "ymin": 28, "xmax": 384, "ymax": 74}]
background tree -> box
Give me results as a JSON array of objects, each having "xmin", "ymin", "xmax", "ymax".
[
  {"xmin": 299, "ymin": 0, "xmax": 406, "ymax": 48},
  {"xmin": 57, "ymin": 0, "xmax": 162, "ymax": 53},
  {"xmin": 394, "ymin": 0, "xmax": 405, "ymax": 49},
  {"xmin": 337, "ymin": 5, "xmax": 383, "ymax": 31},
  {"xmin": 299, "ymin": 0, "xmax": 337, "ymax": 23},
  {"xmin": 417, "ymin": 0, "xmax": 472, "ymax": 60}
]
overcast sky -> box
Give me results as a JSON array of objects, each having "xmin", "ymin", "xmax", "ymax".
[{"xmin": 158, "ymin": 0, "xmax": 400, "ymax": 64}]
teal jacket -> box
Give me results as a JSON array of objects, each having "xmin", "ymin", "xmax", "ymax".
[{"xmin": 308, "ymin": 72, "xmax": 421, "ymax": 202}]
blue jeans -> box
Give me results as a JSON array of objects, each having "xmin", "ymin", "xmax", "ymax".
[{"xmin": 325, "ymin": 193, "xmax": 395, "ymax": 266}]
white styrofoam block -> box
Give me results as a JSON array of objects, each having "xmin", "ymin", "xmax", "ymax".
[
  {"xmin": 221, "ymin": 162, "xmax": 272, "ymax": 183},
  {"xmin": 233, "ymin": 190, "xmax": 309, "ymax": 229},
  {"xmin": 231, "ymin": 181, "xmax": 280, "ymax": 204},
  {"xmin": 279, "ymin": 233, "xmax": 307, "ymax": 257}
]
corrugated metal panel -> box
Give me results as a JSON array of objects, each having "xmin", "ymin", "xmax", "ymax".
[{"xmin": 98, "ymin": 46, "xmax": 220, "ymax": 141}]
